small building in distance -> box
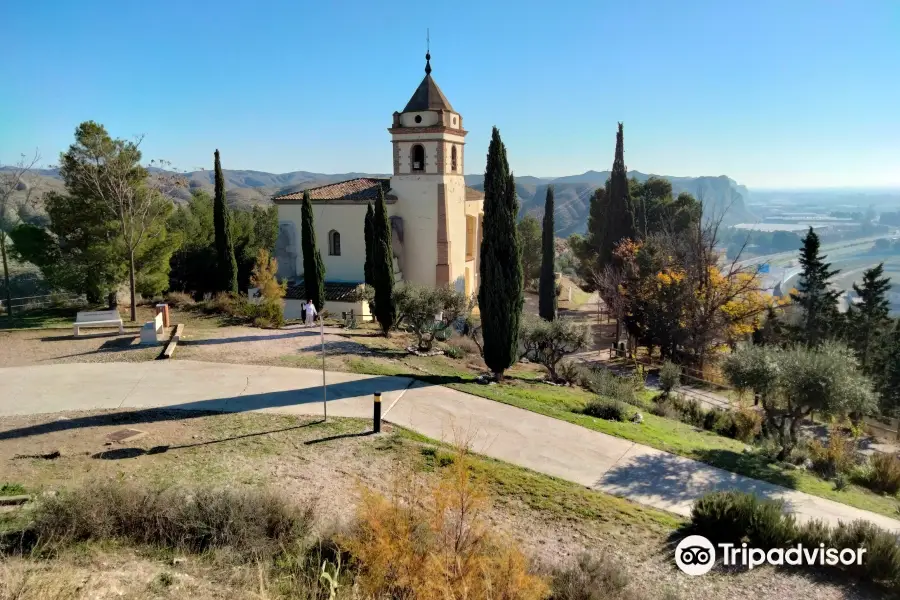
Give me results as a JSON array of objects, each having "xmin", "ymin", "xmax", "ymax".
[{"xmin": 273, "ymin": 52, "xmax": 484, "ymax": 317}]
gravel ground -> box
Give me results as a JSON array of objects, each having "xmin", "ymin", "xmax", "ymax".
[{"xmin": 174, "ymin": 323, "xmax": 368, "ymax": 366}]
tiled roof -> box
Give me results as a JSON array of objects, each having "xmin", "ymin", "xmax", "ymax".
[
  {"xmin": 403, "ymin": 74, "xmax": 454, "ymax": 112},
  {"xmin": 465, "ymin": 187, "xmax": 484, "ymax": 202},
  {"xmin": 285, "ymin": 281, "xmax": 362, "ymax": 302},
  {"xmin": 274, "ymin": 178, "xmax": 391, "ymax": 203}
]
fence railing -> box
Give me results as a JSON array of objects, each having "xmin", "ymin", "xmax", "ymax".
[{"xmin": 0, "ymin": 293, "xmax": 87, "ymax": 312}]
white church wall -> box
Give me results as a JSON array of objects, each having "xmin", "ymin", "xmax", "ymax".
[
  {"xmin": 276, "ymin": 203, "xmax": 369, "ymax": 283},
  {"xmin": 444, "ymin": 176, "xmax": 469, "ymax": 293},
  {"xmin": 390, "ymin": 177, "xmax": 439, "ymax": 286}
]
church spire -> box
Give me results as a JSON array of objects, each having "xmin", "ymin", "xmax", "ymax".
[{"xmin": 425, "ymin": 52, "xmax": 431, "ymax": 75}]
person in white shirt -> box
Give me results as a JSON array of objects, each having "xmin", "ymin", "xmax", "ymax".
[{"xmin": 304, "ymin": 299, "xmax": 318, "ymax": 327}]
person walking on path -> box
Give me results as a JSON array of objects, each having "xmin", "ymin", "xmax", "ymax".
[{"xmin": 304, "ymin": 299, "xmax": 318, "ymax": 327}]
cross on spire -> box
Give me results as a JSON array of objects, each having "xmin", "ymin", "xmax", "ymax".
[{"xmin": 425, "ymin": 29, "xmax": 432, "ymax": 75}]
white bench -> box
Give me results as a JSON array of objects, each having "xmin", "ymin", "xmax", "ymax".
[
  {"xmin": 74, "ymin": 310, "xmax": 124, "ymax": 336},
  {"xmin": 140, "ymin": 311, "xmax": 164, "ymax": 345}
]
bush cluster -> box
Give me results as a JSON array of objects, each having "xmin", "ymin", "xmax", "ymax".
[
  {"xmin": 865, "ymin": 453, "xmax": 900, "ymax": 495},
  {"xmin": 690, "ymin": 490, "xmax": 900, "ymax": 587},
  {"xmin": 584, "ymin": 398, "xmax": 629, "ymax": 422},
  {"xmin": 806, "ymin": 428, "xmax": 857, "ymax": 479},
  {"xmin": 579, "ymin": 368, "xmax": 636, "ymax": 405},
  {"xmin": 28, "ymin": 482, "xmax": 312, "ymax": 556},
  {"xmin": 652, "ymin": 395, "xmax": 762, "ymax": 442}
]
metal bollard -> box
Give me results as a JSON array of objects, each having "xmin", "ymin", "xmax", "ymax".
[{"xmin": 373, "ymin": 392, "xmax": 382, "ymax": 433}]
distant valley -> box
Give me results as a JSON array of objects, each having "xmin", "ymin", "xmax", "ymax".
[{"xmin": 9, "ymin": 167, "xmax": 758, "ymax": 237}]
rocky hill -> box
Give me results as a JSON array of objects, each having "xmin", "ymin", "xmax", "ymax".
[{"xmin": 467, "ymin": 171, "xmax": 756, "ymax": 236}]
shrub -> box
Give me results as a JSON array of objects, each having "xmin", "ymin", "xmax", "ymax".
[
  {"xmin": 746, "ymin": 497, "xmax": 796, "ymax": 548},
  {"xmin": 550, "ymin": 552, "xmax": 638, "ymax": 600},
  {"xmin": 830, "ymin": 520, "xmax": 900, "ymax": 583},
  {"xmin": 251, "ymin": 300, "xmax": 285, "ymax": 329},
  {"xmin": 341, "ymin": 446, "xmax": 548, "ymax": 600},
  {"xmin": 866, "ymin": 453, "xmax": 900, "ymax": 495},
  {"xmin": 732, "ymin": 408, "xmax": 763, "ymax": 442},
  {"xmin": 807, "ymin": 427, "xmax": 856, "ymax": 479},
  {"xmin": 164, "ymin": 291, "xmax": 196, "ymax": 309},
  {"xmin": 443, "ymin": 344, "xmax": 466, "ymax": 359},
  {"xmin": 795, "ymin": 518, "xmax": 831, "ymax": 549},
  {"xmin": 658, "ymin": 361, "xmax": 681, "ymax": 395},
  {"xmin": 584, "ymin": 398, "xmax": 628, "ymax": 422},
  {"xmin": 581, "ymin": 368, "xmax": 635, "ymax": 404},
  {"xmin": 204, "ymin": 291, "xmax": 238, "ymax": 315},
  {"xmin": 690, "ymin": 490, "xmax": 758, "ymax": 544},
  {"xmin": 650, "ymin": 400, "xmax": 680, "ymax": 420},
  {"xmin": 520, "ymin": 317, "xmax": 590, "ymax": 381},
  {"xmin": 29, "ymin": 481, "xmax": 312, "ymax": 556},
  {"xmin": 557, "ymin": 360, "xmax": 583, "ymax": 386},
  {"xmin": 691, "ymin": 490, "xmax": 900, "ymax": 587}
]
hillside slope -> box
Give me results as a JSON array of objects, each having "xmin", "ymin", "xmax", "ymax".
[{"xmin": 4, "ymin": 167, "xmax": 754, "ymax": 235}]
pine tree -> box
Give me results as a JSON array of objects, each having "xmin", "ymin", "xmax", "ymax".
[
  {"xmin": 847, "ymin": 262, "xmax": 892, "ymax": 371},
  {"xmin": 599, "ymin": 122, "xmax": 636, "ymax": 268},
  {"xmin": 213, "ymin": 149, "xmax": 238, "ymax": 293},
  {"xmin": 789, "ymin": 227, "xmax": 840, "ymax": 347},
  {"xmin": 478, "ymin": 127, "xmax": 523, "ymax": 379},
  {"xmin": 300, "ymin": 190, "xmax": 326, "ymax": 312},
  {"xmin": 364, "ymin": 203, "xmax": 375, "ymax": 290},
  {"xmin": 752, "ymin": 305, "xmax": 788, "ymax": 347},
  {"xmin": 878, "ymin": 320, "xmax": 900, "ymax": 417},
  {"xmin": 372, "ymin": 187, "xmax": 395, "ymax": 335},
  {"xmin": 539, "ymin": 185, "xmax": 557, "ymax": 321}
]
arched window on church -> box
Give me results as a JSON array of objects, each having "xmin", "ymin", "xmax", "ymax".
[
  {"xmin": 412, "ymin": 144, "xmax": 425, "ymax": 172},
  {"xmin": 451, "ymin": 146, "xmax": 458, "ymax": 172},
  {"xmin": 328, "ymin": 230, "xmax": 341, "ymax": 256}
]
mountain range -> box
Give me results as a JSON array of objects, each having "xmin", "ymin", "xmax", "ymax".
[{"xmin": 8, "ymin": 168, "xmax": 755, "ymax": 237}]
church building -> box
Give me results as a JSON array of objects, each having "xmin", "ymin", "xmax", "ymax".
[{"xmin": 273, "ymin": 52, "xmax": 484, "ymax": 317}]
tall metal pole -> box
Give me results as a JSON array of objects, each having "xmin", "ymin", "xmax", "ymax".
[{"xmin": 321, "ymin": 314, "xmax": 327, "ymax": 422}]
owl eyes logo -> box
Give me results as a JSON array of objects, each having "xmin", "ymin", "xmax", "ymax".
[{"xmin": 675, "ymin": 535, "xmax": 716, "ymax": 575}]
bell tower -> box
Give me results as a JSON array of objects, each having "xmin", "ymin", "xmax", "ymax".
[{"xmin": 389, "ymin": 51, "xmax": 468, "ymax": 288}]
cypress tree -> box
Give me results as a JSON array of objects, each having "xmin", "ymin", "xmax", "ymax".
[
  {"xmin": 372, "ymin": 187, "xmax": 395, "ymax": 335},
  {"xmin": 478, "ymin": 126, "xmax": 523, "ymax": 379},
  {"xmin": 539, "ymin": 186, "xmax": 557, "ymax": 321},
  {"xmin": 847, "ymin": 262, "xmax": 892, "ymax": 370},
  {"xmin": 300, "ymin": 190, "xmax": 326, "ymax": 312},
  {"xmin": 790, "ymin": 227, "xmax": 840, "ymax": 347},
  {"xmin": 599, "ymin": 122, "xmax": 636, "ymax": 268},
  {"xmin": 213, "ymin": 149, "xmax": 238, "ymax": 293},
  {"xmin": 364, "ymin": 203, "xmax": 375, "ymax": 289}
]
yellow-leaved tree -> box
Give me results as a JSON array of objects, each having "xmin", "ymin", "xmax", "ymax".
[{"xmin": 250, "ymin": 248, "xmax": 286, "ymax": 328}]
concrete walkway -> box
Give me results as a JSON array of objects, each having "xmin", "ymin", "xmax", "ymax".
[{"xmin": 1, "ymin": 360, "xmax": 899, "ymax": 533}]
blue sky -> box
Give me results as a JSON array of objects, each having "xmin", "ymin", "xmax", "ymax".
[{"xmin": 2, "ymin": 0, "xmax": 898, "ymax": 188}]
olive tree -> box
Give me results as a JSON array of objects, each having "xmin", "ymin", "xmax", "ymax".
[
  {"xmin": 724, "ymin": 342, "xmax": 876, "ymax": 459},
  {"xmin": 520, "ymin": 316, "xmax": 589, "ymax": 381},
  {"xmin": 393, "ymin": 283, "xmax": 472, "ymax": 352}
]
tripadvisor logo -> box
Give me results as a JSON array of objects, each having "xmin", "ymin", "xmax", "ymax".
[{"xmin": 674, "ymin": 535, "xmax": 867, "ymax": 576}]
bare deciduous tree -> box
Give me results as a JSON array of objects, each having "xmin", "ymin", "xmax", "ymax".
[{"xmin": 0, "ymin": 150, "xmax": 41, "ymax": 319}]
